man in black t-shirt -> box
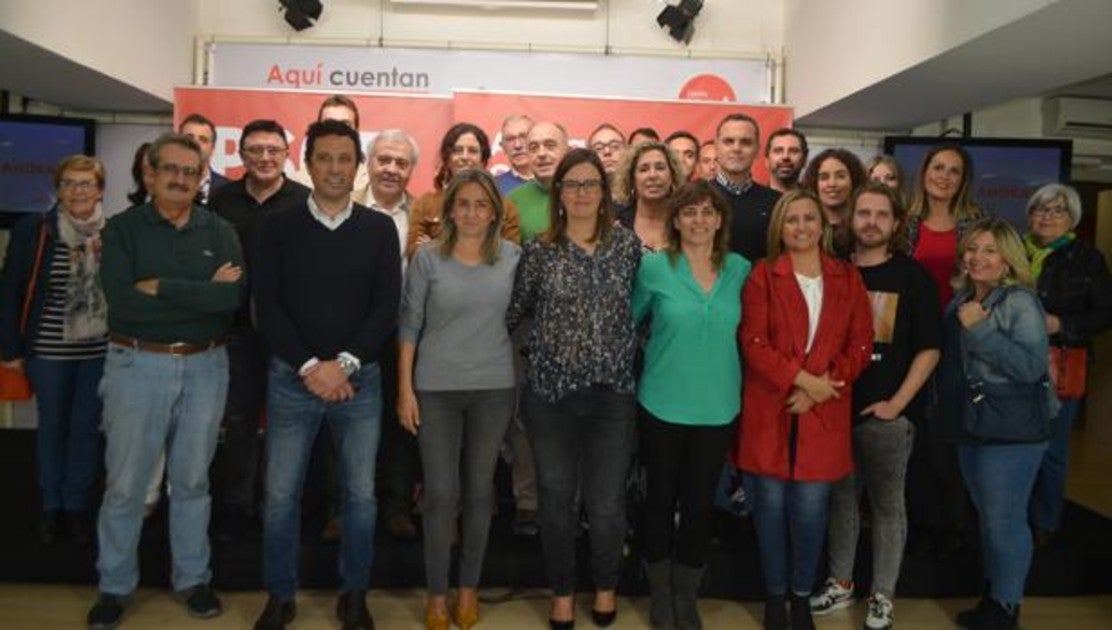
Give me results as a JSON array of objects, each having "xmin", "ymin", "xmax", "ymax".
[{"xmin": 810, "ymin": 182, "xmax": 941, "ymax": 630}]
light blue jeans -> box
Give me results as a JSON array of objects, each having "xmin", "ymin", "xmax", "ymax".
[
  {"xmin": 958, "ymin": 440, "xmax": 1048, "ymax": 607},
  {"xmin": 96, "ymin": 344, "xmax": 228, "ymax": 595},
  {"xmin": 262, "ymin": 358, "xmax": 382, "ymax": 600}
]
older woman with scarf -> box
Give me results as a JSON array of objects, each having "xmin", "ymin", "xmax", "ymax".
[
  {"xmin": 1022, "ymin": 184, "xmax": 1112, "ymax": 547},
  {"xmin": 0, "ymin": 155, "xmax": 110, "ymax": 545}
]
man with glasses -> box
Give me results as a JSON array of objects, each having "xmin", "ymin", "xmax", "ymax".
[
  {"xmin": 179, "ymin": 113, "xmax": 230, "ymax": 206},
  {"xmin": 494, "ymin": 114, "xmax": 534, "ymax": 195},
  {"xmin": 208, "ymin": 120, "xmax": 310, "ymax": 543},
  {"xmin": 88, "ymin": 133, "xmax": 244, "ymax": 629},
  {"xmin": 509, "ymin": 121, "xmax": 570, "ymax": 242},
  {"xmin": 588, "ymin": 123, "xmax": 626, "ymax": 185}
]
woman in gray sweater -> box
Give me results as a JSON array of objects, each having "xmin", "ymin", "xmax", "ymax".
[{"xmin": 397, "ymin": 169, "xmax": 520, "ymax": 630}]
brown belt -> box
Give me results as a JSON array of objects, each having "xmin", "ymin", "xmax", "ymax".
[{"xmin": 109, "ymin": 333, "xmax": 224, "ymax": 356}]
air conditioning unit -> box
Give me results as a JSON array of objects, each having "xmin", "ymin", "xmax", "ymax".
[
  {"xmin": 389, "ymin": 0, "xmax": 598, "ymax": 10},
  {"xmin": 1045, "ymin": 96, "xmax": 1112, "ymax": 139}
]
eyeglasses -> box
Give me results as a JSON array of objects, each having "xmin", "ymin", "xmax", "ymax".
[
  {"xmin": 560, "ymin": 179, "xmax": 603, "ymax": 194},
  {"xmin": 59, "ymin": 179, "xmax": 98, "ymax": 192},
  {"xmin": 590, "ymin": 140, "xmax": 624, "ymax": 154},
  {"xmin": 1031, "ymin": 205, "xmax": 1070, "ymax": 219},
  {"xmin": 156, "ymin": 163, "xmax": 202, "ymax": 179},
  {"xmin": 242, "ymin": 145, "xmax": 287, "ymax": 158}
]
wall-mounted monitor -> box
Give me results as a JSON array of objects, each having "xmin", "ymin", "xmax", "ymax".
[
  {"xmin": 0, "ymin": 114, "xmax": 96, "ymax": 226},
  {"xmin": 883, "ymin": 136, "xmax": 1073, "ymax": 232}
]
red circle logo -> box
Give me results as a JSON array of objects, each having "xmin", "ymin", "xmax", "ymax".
[{"xmin": 679, "ymin": 74, "xmax": 737, "ymax": 102}]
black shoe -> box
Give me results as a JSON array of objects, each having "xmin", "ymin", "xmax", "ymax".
[
  {"xmin": 762, "ymin": 595, "xmax": 787, "ymax": 630},
  {"xmin": 336, "ymin": 590, "xmax": 374, "ymax": 630},
  {"xmin": 549, "ymin": 619, "xmax": 575, "ymax": 630},
  {"xmin": 38, "ymin": 510, "xmax": 62, "ymax": 546},
  {"xmin": 789, "ymin": 593, "xmax": 815, "ymax": 630},
  {"xmin": 976, "ymin": 599, "xmax": 1018, "ymax": 630},
  {"xmin": 956, "ymin": 592, "xmax": 991, "ymax": 628},
  {"xmin": 67, "ymin": 511, "xmax": 92, "ymax": 545},
  {"xmin": 254, "ymin": 596, "xmax": 296, "ymax": 630},
  {"xmin": 591, "ymin": 608, "xmax": 616, "ymax": 627},
  {"xmin": 174, "ymin": 584, "xmax": 223, "ymax": 619},
  {"xmin": 87, "ymin": 593, "xmax": 129, "ymax": 630}
]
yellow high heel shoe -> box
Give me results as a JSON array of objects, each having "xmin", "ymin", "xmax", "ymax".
[
  {"xmin": 453, "ymin": 600, "xmax": 480, "ymax": 630},
  {"xmin": 425, "ymin": 605, "xmax": 450, "ymax": 630}
]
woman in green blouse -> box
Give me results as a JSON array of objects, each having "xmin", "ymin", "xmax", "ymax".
[{"xmin": 632, "ymin": 180, "xmax": 751, "ymax": 630}]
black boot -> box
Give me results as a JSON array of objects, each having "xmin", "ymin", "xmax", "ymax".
[
  {"xmin": 671, "ymin": 563, "xmax": 704, "ymax": 630},
  {"xmin": 762, "ymin": 595, "xmax": 787, "ymax": 630},
  {"xmin": 644, "ymin": 560, "xmax": 676, "ymax": 629},
  {"xmin": 973, "ymin": 599, "xmax": 1018, "ymax": 630},
  {"xmin": 788, "ymin": 593, "xmax": 815, "ymax": 630},
  {"xmin": 956, "ymin": 581, "xmax": 990, "ymax": 628}
]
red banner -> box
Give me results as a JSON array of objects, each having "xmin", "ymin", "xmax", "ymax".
[{"xmin": 174, "ymin": 87, "xmax": 793, "ymax": 194}]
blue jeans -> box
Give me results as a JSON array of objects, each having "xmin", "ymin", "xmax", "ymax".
[
  {"xmin": 262, "ymin": 358, "xmax": 382, "ymax": 600},
  {"xmin": 523, "ymin": 386, "xmax": 636, "ymax": 596},
  {"xmin": 750, "ymin": 475, "xmax": 832, "ymax": 597},
  {"xmin": 958, "ymin": 440, "xmax": 1048, "ymax": 607},
  {"xmin": 26, "ymin": 356, "xmax": 104, "ymax": 511},
  {"xmin": 96, "ymin": 344, "xmax": 228, "ymax": 595},
  {"xmin": 1029, "ymin": 398, "xmax": 1081, "ymax": 533}
]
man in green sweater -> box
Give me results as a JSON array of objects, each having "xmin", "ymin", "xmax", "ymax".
[
  {"xmin": 88, "ymin": 133, "xmax": 244, "ymax": 630},
  {"xmin": 508, "ymin": 120, "xmax": 569, "ymax": 242}
]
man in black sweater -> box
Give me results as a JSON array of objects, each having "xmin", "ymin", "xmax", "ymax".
[
  {"xmin": 712, "ymin": 112, "xmax": 781, "ymax": 262},
  {"xmin": 252, "ymin": 120, "xmax": 401, "ymax": 630}
]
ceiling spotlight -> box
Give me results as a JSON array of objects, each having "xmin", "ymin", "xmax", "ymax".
[
  {"xmin": 280, "ymin": 0, "xmax": 323, "ymax": 32},
  {"xmin": 657, "ymin": 0, "xmax": 703, "ymax": 45}
]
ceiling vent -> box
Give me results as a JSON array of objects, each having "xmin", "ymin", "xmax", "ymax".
[{"xmin": 1045, "ymin": 96, "xmax": 1112, "ymax": 139}]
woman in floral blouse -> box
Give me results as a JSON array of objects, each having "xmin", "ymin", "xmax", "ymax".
[{"xmin": 507, "ymin": 148, "xmax": 642, "ymax": 629}]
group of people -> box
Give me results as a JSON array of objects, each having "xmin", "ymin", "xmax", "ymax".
[{"xmin": 1, "ymin": 95, "xmax": 1110, "ymax": 630}]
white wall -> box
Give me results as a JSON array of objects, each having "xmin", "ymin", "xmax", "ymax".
[
  {"xmin": 197, "ymin": 0, "xmax": 782, "ymax": 58},
  {"xmin": 784, "ymin": 0, "xmax": 1051, "ymax": 118},
  {"xmin": 0, "ymin": 0, "xmax": 198, "ymax": 103}
]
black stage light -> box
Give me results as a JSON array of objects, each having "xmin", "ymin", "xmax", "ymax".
[
  {"xmin": 280, "ymin": 0, "xmax": 323, "ymax": 32},
  {"xmin": 656, "ymin": 0, "xmax": 704, "ymax": 45}
]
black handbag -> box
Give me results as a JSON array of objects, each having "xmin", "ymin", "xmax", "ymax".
[{"xmin": 957, "ymin": 288, "xmax": 1052, "ymax": 443}]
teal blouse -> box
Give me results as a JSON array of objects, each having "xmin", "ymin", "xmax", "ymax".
[{"xmin": 632, "ymin": 250, "xmax": 751, "ymax": 426}]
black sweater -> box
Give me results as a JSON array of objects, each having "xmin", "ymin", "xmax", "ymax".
[{"xmin": 253, "ymin": 202, "xmax": 401, "ymax": 369}]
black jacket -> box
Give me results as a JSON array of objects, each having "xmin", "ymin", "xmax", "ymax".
[{"xmin": 1036, "ymin": 239, "xmax": 1112, "ymax": 349}]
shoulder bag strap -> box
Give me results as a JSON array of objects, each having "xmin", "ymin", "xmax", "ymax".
[{"xmin": 19, "ymin": 217, "xmax": 50, "ymax": 334}]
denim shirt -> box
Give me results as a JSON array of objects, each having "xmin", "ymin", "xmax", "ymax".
[{"xmin": 941, "ymin": 284, "xmax": 1060, "ymax": 424}]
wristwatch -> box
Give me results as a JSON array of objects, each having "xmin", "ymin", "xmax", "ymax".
[{"xmin": 336, "ymin": 354, "xmax": 358, "ymax": 377}]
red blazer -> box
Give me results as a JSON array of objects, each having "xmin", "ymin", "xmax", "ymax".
[{"xmin": 734, "ymin": 253, "xmax": 873, "ymax": 482}]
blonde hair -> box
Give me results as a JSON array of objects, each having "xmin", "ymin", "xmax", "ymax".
[
  {"xmin": 612, "ymin": 141, "xmax": 684, "ymax": 205},
  {"xmin": 435, "ymin": 169, "xmax": 505, "ymax": 265},
  {"xmin": 53, "ymin": 154, "xmax": 106, "ymax": 190},
  {"xmin": 766, "ymin": 188, "xmax": 831, "ymax": 260},
  {"xmin": 951, "ymin": 217, "xmax": 1032, "ymax": 293}
]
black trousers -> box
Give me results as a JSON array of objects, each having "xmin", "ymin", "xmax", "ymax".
[{"xmin": 218, "ymin": 327, "xmax": 268, "ymax": 515}]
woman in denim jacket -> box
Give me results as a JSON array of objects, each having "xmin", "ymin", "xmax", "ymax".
[{"xmin": 939, "ymin": 217, "xmax": 1055, "ymax": 630}]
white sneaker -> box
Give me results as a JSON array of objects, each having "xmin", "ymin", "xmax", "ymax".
[
  {"xmin": 863, "ymin": 592, "xmax": 894, "ymax": 630},
  {"xmin": 809, "ymin": 577, "xmax": 854, "ymax": 615}
]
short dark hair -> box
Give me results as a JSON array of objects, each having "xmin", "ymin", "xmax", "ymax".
[
  {"xmin": 629, "ymin": 127, "xmax": 660, "ymax": 143},
  {"xmin": 542, "ymin": 148, "xmax": 614, "ymax": 247},
  {"xmin": 317, "ymin": 94, "xmax": 360, "ymax": 128},
  {"xmin": 665, "ymin": 130, "xmax": 699, "ymax": 148},
  {"xmin": 434, "ymin": 122, "xmax": 491, "ymax": 190},
  {"xmin": 239, "ymin": 119, "xmax": 288, "ymax": 151},
  {"xmin": 765, "ymin": 128, "xmax": 809, "ymax": 160},
  {"xmin": 178, "ymin": 113, "xmax": 216, "ymax": 139},
  {"xmin": 715, "ymin": 113, "xmax": 761, "ymax": 141},
  {"xmin": 666, "ymin": 180, "xmax": 732, "ymax": 270},
  {"xmin": 304, "ymin": 119, "xmax": 364, "ymax": 165}
]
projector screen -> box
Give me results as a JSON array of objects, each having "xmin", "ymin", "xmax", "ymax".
[{"xmin": 0, "ymin": 114, "xmax": 96, "ymax": 225}]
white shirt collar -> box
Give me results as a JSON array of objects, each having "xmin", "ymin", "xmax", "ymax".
[
  {"xmin": 307, "ymin": 194, "xmax": 354, "ymax": 231},
  {"xmin": 362, "ymin": 188, "xmax": 410, "ymax": 216}
]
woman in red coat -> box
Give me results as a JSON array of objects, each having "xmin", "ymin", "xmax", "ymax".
[{"xmin": 736, "ymin": 189, "xmax": 873, "ymax": 630}]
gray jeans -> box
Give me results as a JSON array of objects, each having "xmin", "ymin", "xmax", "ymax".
[
  {"xmin": 827, "ymin": 415, "xmax": 915, "ymax": 597},
  {"xmin": 417, "ymin": 388, "xmax": 515, "ymax": 594}
]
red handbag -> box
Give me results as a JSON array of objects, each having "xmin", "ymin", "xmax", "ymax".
[
  {"xmin": 1049, "ymin": 346, "xmax": 1087, "ymax": 400},
  {"xmin": 0, "ymin": 219, "xmax": 49, "ymax": 402}
]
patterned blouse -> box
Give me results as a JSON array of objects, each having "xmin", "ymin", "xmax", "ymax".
[{"xmin": 507, "ymin": 226, "xmax": 642, "ymax": 403}]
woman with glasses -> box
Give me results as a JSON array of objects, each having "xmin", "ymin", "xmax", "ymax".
[
  {"xmin": 1022, "ymin": 184, "xmax": 1112, "ymax": 547},
  {"xmin": 397, "ymin": 169, "xmax": 520, "ymax": 630},
  {"xmin": 613, "ymin": 142, "xmax": 686, "ymax": 253},
  {"xmin": 507, "ymin": 148, "xmax": 642, "ymax": 629},
  {"xmin": 1, "ymin": 155, "xmax": 111, "ymax": 546},
  {"xmin": 407, "ymin": 123, "xmax": 521, "ymax": 258}
]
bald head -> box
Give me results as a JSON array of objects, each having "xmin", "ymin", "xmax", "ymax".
[{"xmin": 527, "ymin": 121, "xmax": 569, "ymax": 185}]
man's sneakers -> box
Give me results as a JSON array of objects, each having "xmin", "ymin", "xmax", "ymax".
[
  {"xmin": 810, "ymin": 578, "xmax": 854, "ymax": 615},
  {"xmin": 87, "ymin": 593, "xmax": 130, "ymax": 630},
  {"xmin": 864, "ymin": 592, "xmax": 894, "ymax": 630},
  {"xmin": 174, "ymin": 584, "xmax": 223, "ymax": 619}
]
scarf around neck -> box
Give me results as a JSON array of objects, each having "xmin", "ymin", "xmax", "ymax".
[
  {"xmin": 1023, "ymin": 231, "xmax": 1075, "ymax": 281},
  {"xmin": 55, "ymin": 203, "xmax": 109, "ymax": 341}
]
